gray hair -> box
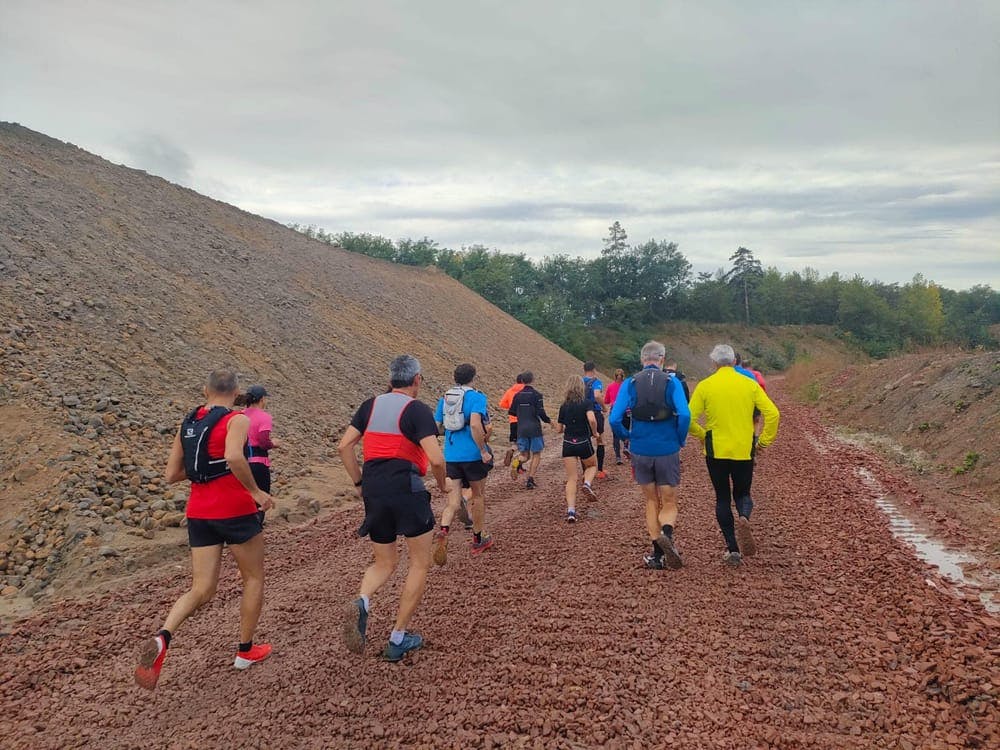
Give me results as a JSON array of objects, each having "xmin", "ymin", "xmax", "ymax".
[
  {"xmin": 640, "ymin": 340, "xmax": 666, "ymax": 364},
  {"xmin": 710, "ymin": 344, "xmax": 736, "ymax": 366},
  {"xmin": 389, "ymin": 354, "xmax": 421, "ymax": 387},
  {"xmin": 206, "ymin": 368, "xmax": 239, "ymax": 394}
]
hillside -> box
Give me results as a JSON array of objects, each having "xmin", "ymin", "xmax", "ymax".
[
  {"xmin": 787, "ymin": 349, "xmax": 1000, "ymax": 554},
  {"xmin": 598, "ymin": 321, "xmax": 863, "ymax": 379},
  {"xmin": 0, "ymin": 123, "xmax": 585, "ymax": 606}
]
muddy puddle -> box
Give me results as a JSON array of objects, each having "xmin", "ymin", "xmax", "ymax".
[{"xmin": 856, "ymin": 467, "xmax": 999, "ymax": 613}]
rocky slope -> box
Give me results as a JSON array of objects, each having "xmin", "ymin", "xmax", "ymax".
[
  {"xmin": 787, "ymin": 349, "xmax": 1000, "ymax": 556},
  {"xmin": 0, "ymin": 123, "xmax": 584, "ymax": 605}
]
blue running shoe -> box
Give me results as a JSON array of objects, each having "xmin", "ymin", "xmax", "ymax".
[
  {"xmin": 343, "ymin": 597, "xmax": 368, "ymax": 654},
  {"xmin": 382, "ymin": 632, "xmax": 423, "ymax": 662}
]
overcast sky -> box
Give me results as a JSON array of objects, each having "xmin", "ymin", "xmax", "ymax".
[{"xmin": 2, "ymin": 0, "xmax": 998, "ymax": 290}]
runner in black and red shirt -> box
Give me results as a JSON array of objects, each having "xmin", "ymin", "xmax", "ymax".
[
  {"xmin": 338, "ymin": 354, "xmax": 447, "ymax": 662},
  {"xmin": 134, "ymin": 369, "xmax": 274, "ymax": 690}
]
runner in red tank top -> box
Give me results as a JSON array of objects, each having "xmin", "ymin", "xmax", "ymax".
[{"xmin": 134, "ymin": 369, "xmax": 274, "ymax": 690}]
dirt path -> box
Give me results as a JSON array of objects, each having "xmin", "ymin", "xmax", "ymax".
[{"xmin": 1, "ymin": 388, "xmax": 997, "ymax": 749}]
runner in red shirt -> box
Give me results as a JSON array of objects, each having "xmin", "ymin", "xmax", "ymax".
[{"xmin": 134, "ymin": 369, "xmax": 274, "ymax": 690}]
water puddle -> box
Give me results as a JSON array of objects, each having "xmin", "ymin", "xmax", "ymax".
[{"xmin": 856, "ymin": 467, "xmax": 999, "ymax": 613}]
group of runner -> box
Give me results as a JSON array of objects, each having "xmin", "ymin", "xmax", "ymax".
[{"xmin": 135, "ymin": 340, "xmax": 780, "ymax": 685}]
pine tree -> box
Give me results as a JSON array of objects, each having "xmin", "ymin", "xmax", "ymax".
[
  {"xmin": 602, "ymin": 221, "xmax": 628, "ymax": 255},
  {"xmin": 726, "ymin": 247, "xmax": 764, "ymax": 325}
]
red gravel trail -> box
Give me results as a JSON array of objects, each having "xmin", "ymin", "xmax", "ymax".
[{"xmin": 1, "ymin": 390, "xmax": 997, "ymax": 749}]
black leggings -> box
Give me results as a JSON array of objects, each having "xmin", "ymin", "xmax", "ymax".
[
  {"xmin": 705, "ymin": 457, "xmax": 754, "ymax": 553},
  {"xmin": 250, "ymin": 462, "xmax": 271, "ymax": 494},
  {"xmin": 612, "ymin": 413, "xmax": 631, "ymax": 460}
]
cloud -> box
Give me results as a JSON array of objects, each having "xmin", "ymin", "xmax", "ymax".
[
  {"xmin": 118, "ymin": 133, "xmax": 194, "ymax": 185},
  {"xmin": 1, "ymin": 0, "xmax": 997, "ymax": 289}
]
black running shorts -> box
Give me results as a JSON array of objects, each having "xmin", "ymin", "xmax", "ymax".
[
  {"xmin": 187, "ymin": 513, "xmax": 263, "ymax": 548},
  {"xmin": 594, "ymin": 412, "xmax": 605, "ymax": 435},
  {"xmin": 446, "ymin": 460, "xmax": 492, "ymax": 488},
  {"xmin": 362, "ymin": 491, "xmax": 435, "ymax": 544},
  {"xmin": 562, "ymin": 437, "xmax": 595, "ymax": 460}
]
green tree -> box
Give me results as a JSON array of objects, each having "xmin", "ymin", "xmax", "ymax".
[
  {"xmin": 725, "ymin": 246, "xmax": 764, "ymax": 325},
  {"xmin": 837, "ymin": 277, "xmax": 900, "ymax": 356},
  {"xmin": 941, "ymin": 285, "xmax": 1000, "ymax": 348},
  {"xmin": 333, "ymin": 231, "xmax": 396, "ymax": 260},
  {"xmin": 632, "ymin": 239, "xmax": 692, "ymax": 319},
  {"xmin": 898, "ymin": 274, "xmax": 945, "ymax": 345},
  {"xmin": 603, "ymin": 221, "xmax": 629, "ymax": 254},
  {"xmin": 681, "ymin": 270, "xmax": 739, "ymax": 322},
  {"xmin": 395, "ymin": 237, "xmax": 439, "ymax": 266}
]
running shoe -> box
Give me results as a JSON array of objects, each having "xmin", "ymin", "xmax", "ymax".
[
  {"xmin": 456, "ymin": 498, "xmax": 473, "ymax": 529},
  {"xmin": 470, "ymin": 532, "xmax": 494, "ymax": 555},
  {"xmin": 581, "ymin": 482, "xmax": 597, "ymax": 501},
  {"xmin": 736, "ymin": 516, "xmax": 756, "ymax": 557},
  {"xmin": 502, "ymin": 447, "xmax": 514, "ymax": 467},
  {"xmin": 432, "ymin": 528, "xmax": 448, "ymax": 566},
  {"xmin": 342, "ymin": 597, "xmax": 368, "ymax": 654},
  {"xmin": 596, "ymin": 471, "xmax": 607, "ymax": 480},
  {"xmin": 525, "ymin": 476, "xmax": 537, "ymax": 489},
  {"xmin": 615, "ymin": 459, "xmax": 623, "ymax": 465},
  {"xmin": 723, "ymin": 551, "xmax": 743, "ymax": 567},
  {"xmin": 642, "ymin": 553, "xmax": 665, "ymax": 570},
  {"xmin": 382, "ymin": 632, "xmax": 423, "ymax": 662},
  {"xmin": 655, "ymin": 534, "xmax": 683, "ymax": 569},
  {"xmin": 233, "ymin": 643, "xmax": 272, "ymax": 669},
  {"xmin": 566, "ymin": 509, "xmax": 577, "ymax": 523},
  {"xmin": 134, "ymin": 634, "xmax": 168, "ymax": 690}
]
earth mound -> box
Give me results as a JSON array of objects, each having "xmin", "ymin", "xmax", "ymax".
[{"xmin": 0, "ymin": 122, "xmax": 583, "ymax": 608}]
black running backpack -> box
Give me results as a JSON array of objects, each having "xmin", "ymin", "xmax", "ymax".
[
  {"xmin": 630, "ymin": 369, "xmax": 676, "ymax": 422},
  {"xmin": 180, "ymin": 406, "xmax": 236, "ymax": 483}
]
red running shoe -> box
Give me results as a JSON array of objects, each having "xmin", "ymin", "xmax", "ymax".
[
  {"xmin": 134, "ymin": 634, "xmax": 167, "ymax": 691},
  {"xmin": 470, "ymin": 532, "xmax": 494, "ymax": 555},
  {"xmin": 234, "ymin": 642, "xmax": 272, "ymax": 670},
  {"xmin": 596, "ymin": 471, "xmax": 607, "ymax": 480}
]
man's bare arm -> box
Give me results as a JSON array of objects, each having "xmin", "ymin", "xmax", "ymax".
[
  {"xmin": 165, "ymin": 430, "xmax": 186, "ymax": 484},
  {"xmin": 338, "ymin": 425, "xmax": 364, "ymax": 489},
  {"xmin": 225, "ymin": 414, "xmax": 273, "ymax": 510}
]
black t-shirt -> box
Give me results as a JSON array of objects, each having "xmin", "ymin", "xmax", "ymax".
[
  {"xmin": 509, "ymin": 386, "xmax": 550, "ymax": 439},
  {"xmin": 350, "ymin": 396, "xmax": 438, "ymax": 496},
  {"xmin": 558, "ymin": 400, "xmax": 594, "ymax": 441}
]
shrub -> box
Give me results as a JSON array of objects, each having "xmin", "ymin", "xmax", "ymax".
[{"xmin": 954, "ymin": 452, "xmax": 980, "ymax": 475}]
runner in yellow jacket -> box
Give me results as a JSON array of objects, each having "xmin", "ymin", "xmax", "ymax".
[{"xmin": 688, "ymin": 344, "xmax": 780, "ymax": 566}]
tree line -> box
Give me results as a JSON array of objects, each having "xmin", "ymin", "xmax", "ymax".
[{"xmin": 288, "ymin": 221, "xmax": 1000, "ymax": 362}]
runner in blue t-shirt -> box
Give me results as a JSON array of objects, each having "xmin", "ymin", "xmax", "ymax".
[
  {"xmin": 431, "ymin": 363, "xmax": 494, "ymax": 564},
  {"xmin": 583, "ymin": 361, "xmax": 608, "ymax": 478}
]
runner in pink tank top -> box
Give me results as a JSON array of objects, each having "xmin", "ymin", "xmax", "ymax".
[{"xmin": 239, "ymin": 385, "xmax": 280, "ymax": 494}]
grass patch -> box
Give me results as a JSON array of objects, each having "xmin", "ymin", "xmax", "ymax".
[{"xmin": 954, "ymin": 452, "xmax": 980, "ymax": 475}]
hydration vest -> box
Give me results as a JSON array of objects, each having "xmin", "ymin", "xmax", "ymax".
[
  {"xmin": 583, "ymin": 376, "xmax": 602, "ymax": 412},
  {"xmin": 630, "ymin": 369, "xmax": 676, "ymax": 422},
  {"xmin": 362, "ymin": 392, "xmax": 430, "ymax": 476},
  {"xmin": 180, "ymin": 406, "xmax": 251, "ymax": 483}
]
